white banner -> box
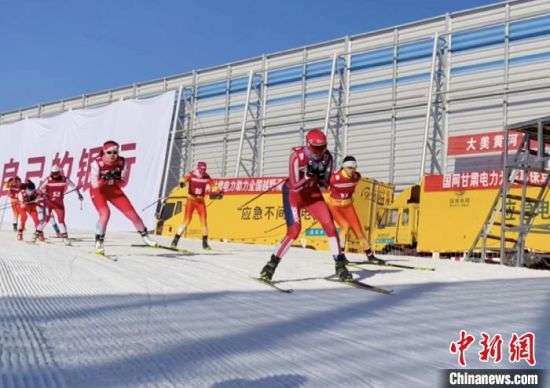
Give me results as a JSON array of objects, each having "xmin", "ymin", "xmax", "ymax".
[{"xmin": 0, "ymin": 91, "xmax": 176, "ymax": 232}]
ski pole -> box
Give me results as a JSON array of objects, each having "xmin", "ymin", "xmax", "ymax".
[
  {"xmin": 142, "ymin": 195, "xmax": 169, "ymax": 212},
  {"xmin": 236, "ymin": 178, "xmax": 287, "ymax": 210},
  {"xmin": 141, "ymin": 195, "xmax": 188, "ymax": 212},
  {"xmin": 0, "ymin": 196, "xmax": 8, "ymax": 231},
  {"xmin": 0, "ymin": 198, "xmax": 41, "ymax": 211},
  {"xmin": 304, "ymin": 220, "xmax": 318, "ymax": 233},
  {"xmin": 264, "ymin": 222, "xmax": 286, "ymax": 233},
  {"xmin": 65, "ymin": 187, "xmax": 80, "ymax": 195},
  {"xmin": 264, "ymin": 216, "xmax": 318, "ymax": 234}
]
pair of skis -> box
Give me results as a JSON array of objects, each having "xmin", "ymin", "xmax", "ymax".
[
  {"xmin": 252, "ymin": 276, "xmax": 393, "ymax": 295},
  {"xmin": 130, "ymin": 243, "xmax": 194, "ymax": 255},
  {"xmin": 92, "ymin": 243, "xmax": 222, "ymax": 262},
  {"xmin": 131, "ymin": 244, "xmax": 227, "ymax": 255},
  {"xmin": 94, "ymin": 251, "xmax": 119, "ymax": 262},
  {"xmin": 93, "ymin": 244, "xmax": 194, "ymax": 261},
  {"xmin": 349, "ymin": 258, "xmax": 435, "ymax": 272}
]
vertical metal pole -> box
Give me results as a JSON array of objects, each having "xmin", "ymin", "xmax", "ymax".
[
  {"xmin": 259, "ymin": 55, "xmax": 268, "ymax": 176},
  {"xmin": 503, "ymin": 4, "xmax": 510, "ymax": 132},
  {"xmin": 258, "ymin": 55, "xmax": 268, "ymax": 176},
  {"xmin": 537, "ymin": 118, "xmax": 544, "ymax": 160},
  {"xmin": 251, "ymin": 73, "xmax": 261, "ymax": 176},
  {"xmin": 517, "ymin": 137, "xmax": 530, "ymax": 267},
  {"xmin": 390, "ymin": 28, "xmax": 399, "ymax": 183},
  {"xmin": 343, "ymin": 36, "xmax": 352, "ymax": 158},
  {"xmin": 420, "ymin": 33, "xmax": 439, "ymax": 181},
  {"xmin": 500, "ymin": 124, "xmax": 510, "ymax": 264},
  {"xmin": 160, "ymin": 85, "xmax": 184, "ymax": 199},
  {"xmin": 235, "ymin": 70, "xmax": 255, "ymax": 177},
  {"xmin": 442, "ymin": 15, "xmax": 452, "ymax": 175},
  {"xmin": 189, "ymin": 70, "xmax": 198, "ymax": 171},
  {"xmin": 324, "ymin": 53, "xmax": 338, "ymax": 135},
  {"xmin": 223, "ymin": 65, "xmax": 232, "ymax": 177},
  {"xmin": 300, "ymin": 49, "xmax": 308, "ymax": 144}
]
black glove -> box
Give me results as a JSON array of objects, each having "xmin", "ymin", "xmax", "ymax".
[
  {"xmin": 209, "ymin": 191, "xmax": 224, "ymax": 200},
  {"xmin": 306, "ymin": 163, "xmax": 317, "ymax": 178},
  {"xmin": 78, "ymin": 193, "xmax": 84, "ymax": 201},
  {"xmin": 102, "ymin": 170, "xmax": 121, "ymax": 181},
  {"xmin": 179, "ymin": 182, "xmax": 186, "ymax": 188},
  {"xmin": 101, "ymin": 171, "xmax": 114, "ymax": 181},
  {"xmin": 307, "ymin": 160, "xmax": 327, "ymax": 179},
  {"xmin": 111, "ymin": 170, "xmax": 122, "ymax": 180}
]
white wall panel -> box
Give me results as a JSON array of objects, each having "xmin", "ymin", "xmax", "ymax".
[
  {"xmin": 452, "ymin": 5, "xmax": 506, "ymax": 32},
  {"xmin": 347, "ymin": 113, "xmax": 393, "ymax": 182},
  {"xmin": 510, "ymin": 0, "xmax": 550, "ymax": 19}
]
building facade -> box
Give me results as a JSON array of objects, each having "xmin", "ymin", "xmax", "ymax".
[{"xmin": 1, "ymin": 0, "xmax": 549, "ymax": 195}]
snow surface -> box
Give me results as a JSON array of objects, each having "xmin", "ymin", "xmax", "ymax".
[{"xmin": 0, "ymin": 230, "xmax": 549, "ymax": 388}]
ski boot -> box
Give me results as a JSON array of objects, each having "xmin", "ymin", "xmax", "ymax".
[
  {"xmin": 140, "ymin": 230, "xmax": 159, "ymax": 248},
  {"xmin": 171, "ymin": 234, "xmax": 180, "ymax": 248},
  {"xmin": 334, "ymin": 254, "xmax": 352, "ymax": 281},
  {"xmin": 33, "ymin": 230, "xmax": 45, "ymax": 243},
  {"xmin": 365, "ymin": 248, "xmax": 382, "ymax": 264},
  {"xmin": 202, "ymin": 235, "xmax": 212, "ymax": 250},
  {"xmin": 62, "ymin": 233, "xmax": 71, "ymax": 246},
  {"xmin": 13, "ymin": 223, "xmax": 18, "ymax": 232},
  {"xmin": 260, "ymin": 254, "xmax": 280, "ymax": 281},
  {"xmin": 95, "ymin": 234, "xmax": 105, "ymax": 254},
  {"xmin": 17, "ymin": 230, "xmax": 23, "ymax": 241}
]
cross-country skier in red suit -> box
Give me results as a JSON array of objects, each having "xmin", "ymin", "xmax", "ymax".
[
  {"xmin": 170, "ymin": 161, "xmax": 222, "ymax": 250},
  {"xmin": 90, "ymin": 140, "xmax": 158, "ymax": 254},
  {"xmin": 35, "ymin": 165, "xmax": 84, "ymax": 245},
  {"xmin": 16, "ymin": 180, "xmax": 41, "ymax": 241},
  {"xmin": 5, "ymin": 176, "xmax": 22, "ymax": 232},
  {"xmin": 259, "ymin": 128, "xmax": 352, "ymax": 281}
]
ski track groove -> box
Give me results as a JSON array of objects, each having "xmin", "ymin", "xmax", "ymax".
[
  {"xmin": 106, "ymin": 251, "xmax": 340, "ymax": 385},
  {"xmin": 118, "ymin": 255, "xmax": 297, "ymax": 384},
  {"xmin": 0, "ymin": 257, "xmax": 65, "ymax": 388}
]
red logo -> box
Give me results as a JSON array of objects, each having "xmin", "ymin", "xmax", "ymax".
[{"xmin": 450, "ymin": 331, "xmax": 536, "ymax": 367}]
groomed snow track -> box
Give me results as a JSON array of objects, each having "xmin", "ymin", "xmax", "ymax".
[{"xmin": 1, "ymin": 230, "xmax": 549, "ymax": 387}]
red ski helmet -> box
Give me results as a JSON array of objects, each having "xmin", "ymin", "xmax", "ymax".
[{"xmin": 305, "ymin": 129, "xmax": 327, "ymax": 156}]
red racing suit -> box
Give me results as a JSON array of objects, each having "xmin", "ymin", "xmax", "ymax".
[
  {"xmin": 327, "ymin": 169, "xmax": 370, "ymax": 251},
  {"xmin": 89, "ymin": 155, "xmax": 146, "ymax": 235},
  {"xmin": 274, "ymin": 146, "xmax": 341, "ymax": 259},
  {"xmin": 38, "ymin": 175, "xmax": 77, "ymax": 231},
  {"xmin": 17, "ymin": 190, "xmax": 40, "ymax": 232},
  {"xmin": 7, "ymin": 179, "xmax": 22, "ymax": 226},
  {"xmin": 176, "ymin": 171, "xmax": 220, "ymax": 236}
]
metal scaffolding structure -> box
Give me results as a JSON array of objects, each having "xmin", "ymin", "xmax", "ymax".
[
  {"xmin": 420, "ymin": 32, "xmax": 450, "ymax": 179},
  {"xmin": 465, "ymin": 117, "xmax": 550, "ymax": 266},
  {"xmin": 235, "ymin": 70, "xmax": 264, "ymax": 178},
  {"xmin": 323, "ymin": 53, "xmax": 348, "ymax": 167}
]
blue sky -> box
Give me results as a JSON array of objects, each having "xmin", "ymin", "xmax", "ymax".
[{"xmin": 0, "ymin": 0, "xmax": 500, "ymax": 113}]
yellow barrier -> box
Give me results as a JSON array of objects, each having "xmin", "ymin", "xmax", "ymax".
[
  {"xmin": 157, "ymin": 176, "xmax": 394, "ymax": 252},
  {"xmin": 372, "ymin": 173, "xmax": 550, "ymax": 254},
  {"xmin": 418, "ymin": 181, "xmax": 550, "ymax": 253}
]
